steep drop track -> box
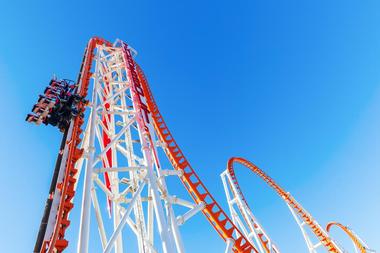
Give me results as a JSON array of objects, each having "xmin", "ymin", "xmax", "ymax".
[
  {"xmin": 40, "ymin": 37, "xmax": 256, "ymax": 253},
  {"xmin": 137, "ymin": 66, "xmax": 258, "ymax": 253},
  {"xmin": 38, "ymin": 37, "xmax": 112, "ymax": 253}
]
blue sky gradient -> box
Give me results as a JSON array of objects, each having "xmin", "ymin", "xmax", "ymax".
[{"xmin": 0, "ymin": 1, "xmax": 379, "ymax": 252}]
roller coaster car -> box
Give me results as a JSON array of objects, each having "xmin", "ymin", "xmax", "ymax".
[
  {"xmin": 58, "ymin": 119, "xmax": 70, "ymax": 133},
  {"xmin": 61, "ymin": 79, "xmax": 75, "ymax": 86},
  {"xmin": 27, "ymin": 78, "xmax": 83, "ymax": 132},
  {"xmin": 37, "ymin": 98, "xmax": 55, "ymax": 109},
  {"xmin": 45, "ymin": 85, "xmax": 60, "ymax": 91},
  {"xmin": 32, "ymin": 104, "xmax": 46, "ymax": 114},
  {"xmin": 25, "ymin": 113, "xmax": 40, "ymax": 123},
  {"xmin": 38, "ymin": 94, "xmax": 55, "ymax": 102},
  {"xmin": 49, "ymin": 79, "xmax": 63, "ymax": 86},
  {"xmin": 44, "ymin": 113, "xmax": 59, "ymax": 127},
  {"xmin": 47, "ymin": 95, "xmax": 83, "ymax": 131},
  {"xmin": 44, "ymin": 87, "xmax": 60, "ymax": 96}
]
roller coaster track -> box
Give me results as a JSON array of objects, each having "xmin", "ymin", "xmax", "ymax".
[
  {"xmin": 36, "ymin": 37, "xmax": 257, "ymax": 253},
  {"xmin": 137, "ymin": 65, "xmax": 258, "ymax": 253},
  {"xmin": 225, "ymin": 157, "xmax": 342, "ymax": 253},
  {"xmin": 36, "ymin": 37, "xmax": 112, "ymax": 253},
  {"xmin": 326, "ymin": 222, "xmax": 374, "ymax": 253},
  {"xmin": 31, "ymin": 37, "xmax": 373, "ymax": 253}
]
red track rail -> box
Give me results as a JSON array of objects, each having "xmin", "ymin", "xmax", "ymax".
[
  {"xmin": 41, "ymin": 37, "xmax": 256, "ymax": 253},
  {"xmin": 137, "ymin": 66, "xmax": 258, "ymax": 253},
  {"xmin": 226, "ymin": 157, "xmax": 341, "ymax": 253},
  {"xmin": 41, "ymin": 37, "xmax": 112, "ymax": 253}
]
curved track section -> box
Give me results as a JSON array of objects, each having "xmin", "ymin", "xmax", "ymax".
[
  {"xmin": 326, "ymin": 222, "xmax": 373, "ymax": 253},
  {"xmin": 137, "ymin": 66, "xmax": 258, "ymax": 253},
  {"xmin": 221, "ymin": 168, "xmax": 279, "ymax": 253},
  {"xmin": 226, "ymin": 157, "xmax": 341, "ymax": 253}
]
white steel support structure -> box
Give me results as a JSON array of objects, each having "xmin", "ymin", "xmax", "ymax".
[
  {"xmin": 30, "ymin": 37, "xmax": 372, "ymax": 253},
  {"xmin": 75, "ymin": 41, "xmax": 200, "ymax": 253},
  {"xmin": 221, "ymin": 170, "xmax": 280, "ymax": 253},
  {"xmin": 345, "ymin": 229, "xmax": 375, "ymax": 253},
  {"xmin": 221, "ymin": 166, "xmax": 343, "ymax": 253},
  {"xmin": 283, "ymin": 194, "xmax": 343, "ymax": 253}
]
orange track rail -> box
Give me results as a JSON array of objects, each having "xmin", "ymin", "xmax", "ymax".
[
  {"xmin": 226, "ymin": 157, "xmax": 341, "ymax": 253},
  {"xmin": 40, "ymin": 37, "xmax": 350, "ymax": 253},
  {"xmin": 326, "ymin": 222, "xmax": 367, "ymax": 253},
  {"xmin": 41, "ymin": 37, "xmax": 112, "ymax": 253},
  {"xmin": 137, "ymin": 66, "xmax": 258, "ymax": 253},
  {"xmin": 43, "ymin": 37, "xmax": 257, "ymax": 253}
]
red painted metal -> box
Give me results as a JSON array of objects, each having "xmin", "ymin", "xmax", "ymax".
[{"xmin": 41, "ymin": 37, "xmax": 112, "ymax": 253}]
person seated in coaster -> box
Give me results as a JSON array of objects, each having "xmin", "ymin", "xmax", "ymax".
[
  {"xmin": 58, "ymin": 120, "xmax": 69, "ymax": 132},
  {"xmin": 38, "ymin": 94, "xmax": 54, "ymax": 103},
  {"xmin": 32, "ymin": 104, "xmax": 46, "ymax": 114},
  {"xmin": 48, "ymin": 84, "xmax": 63, "ymax": 94},
  {"xmin": 50, "ymin": 79, "xmax": 62, "ymax": 86},
  {"xmin": 25, "ymin": 113, "xmax": 39, "ymax": 123},
  {"xmin": 44, "ymin": 87, "xmax": 60, "ymax": 97},
  {"xmin": 44, "ymin": 113, "xmax": 59, "ymax": 127},
  {"xmin": 68, "ymin": 84, "xmax": 76, "ymax": 93}
]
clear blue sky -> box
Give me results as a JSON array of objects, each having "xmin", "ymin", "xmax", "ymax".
[{"xmin": 0, "ymin": 0, "xmax": 379, "ymax": 252}]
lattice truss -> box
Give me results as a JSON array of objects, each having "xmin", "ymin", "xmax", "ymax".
[
  {"xmin": 221, "ymin": 158, "xmax": 345, "ymax": 253},
  {"xmin": 75, "ymin": 42, "xmax": 204, "ymax": 253},
  {"xmin": 221, "ymin": 170, "xmax": 280, "ymax": 253}
]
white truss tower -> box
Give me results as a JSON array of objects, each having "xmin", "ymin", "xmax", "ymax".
[
  {"xmin": 221, "ymin": 170, "xmax": 280, "ymax": 253},
  {"xmin": 74, "ymin": 41, "xmax": 201, "ymax": 253}
]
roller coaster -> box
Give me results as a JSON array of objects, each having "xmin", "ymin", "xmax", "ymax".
[{"xmin": 26, "ymin": 37, "xmax": 374, "ymax": 253}]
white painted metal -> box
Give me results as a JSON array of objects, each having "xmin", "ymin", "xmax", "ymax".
[
  {"xmin": 329, "ymin": 225, "xmax": 375, "ymax": 253},
  {"xmin": 350, "ymin": 229, "xmax": 376, "ymax": 253},
  {"xmin": 221, "ymin": 170, "xmax": 280, "ymax": 253},
  {"xmin": 176, "ymin": 202, "xmax": 205, "ymax": 226},
  {"xmin": 349, "ymin": 228, "xmax": 376, "ymax": 253},
  {"xmin": 75, "ymin": 41, "xmax": 202, "ymax": 253},
  {"xmin": 225, "ymin": 238, "xmax": 235, "ymax": 253},
  {"xmin": 286, "ymin": 202, "xmax": 320, "ymax": 253},
  {"xmin": 77, "ymin": 49, "xmax": 101, "ymax": 253},
  {"xmin": 104, "ymin": 181, "xmax": 147, "ymax": 253},
  {"xmin": 44, "ymin": 121, "xmax": 76, "ymax": 241},
  {"xmin": 284, "ymin": 194, "xmax": 343, "ymax": 253},
  {"xmin": 221, "ymin": 167, "xmax": 346, "ymax": 253}
]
